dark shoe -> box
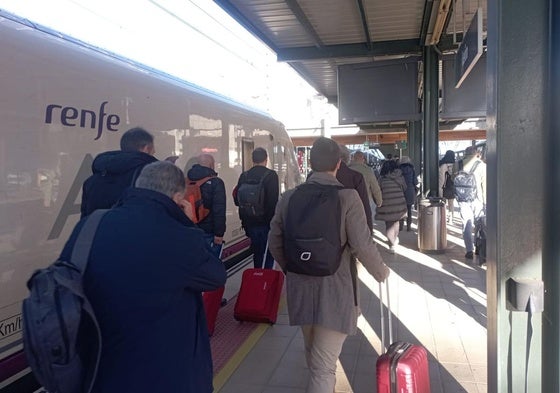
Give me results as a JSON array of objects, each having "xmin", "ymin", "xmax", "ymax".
[
  {"xmin": 465, "ymin": 251, "xmax": 474, "ymax": 260},
  {"xmin": 407, "ymin": 226, "xmax": 411, "ymax": 232}
]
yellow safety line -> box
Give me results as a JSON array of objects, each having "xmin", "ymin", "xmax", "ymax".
[{"xmin": 212, "ymin": 323, "xmax": 269, "ymax": 392}]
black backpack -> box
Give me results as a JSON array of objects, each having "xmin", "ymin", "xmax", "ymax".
[
  {"xmin": 284, "ymin": 183, "xmax": 344, "ymax": 276},
  {"xmin": 442, "ymin": 171, "xmax": 455, "ymax": 199},
  {"xmin": 22, "ymin": 210, "xmax": 107, "ymax": 393},
  {"xmin": 454, "ymin": 161, "xmax": 481, "ymax": 202},
  {"xmin": 237, "ymin": 171, "xmax": 271, "ymax": 219}
]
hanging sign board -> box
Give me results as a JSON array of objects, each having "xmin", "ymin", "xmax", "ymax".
[{"xmin": 455, "ymin": 7, "xmax": 483, "ymax": 88}]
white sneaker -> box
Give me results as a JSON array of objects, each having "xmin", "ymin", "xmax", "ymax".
[{"xmin": 389, "ymin": 245, "xmax": 396, "ymax": 254}]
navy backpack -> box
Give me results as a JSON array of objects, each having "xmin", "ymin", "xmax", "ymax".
[{"xmin": 22, "ymin": 210, "xmax": 107, "ymax": 393}]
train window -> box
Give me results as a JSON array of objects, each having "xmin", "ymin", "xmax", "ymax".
[{"xmin": 189, "ymin": 114, "xmax": 222, "ymax": 137}]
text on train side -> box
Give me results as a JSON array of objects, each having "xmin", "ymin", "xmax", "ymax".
[{"xmin": 45, "ymin": 101, "xmax": 120, "ymax": 140}]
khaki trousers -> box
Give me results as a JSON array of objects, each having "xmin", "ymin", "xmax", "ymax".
[{"xmin": 301, "ymin": 325, "xmax": 347, "ymax": 393}]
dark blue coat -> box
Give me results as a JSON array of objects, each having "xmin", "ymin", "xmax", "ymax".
[
  {"xmin": 80, "ymin": 150, "xmax": 157, "ymax": 218},
  {"xmin": 399, "ymin": 163, "xmax": 417, "ymax": 205},
  {"xmin": 187, "ymin": 164, "xmax": 226, "ymax": 237},
  {"xmin": 61, "ymin": 188, "xmax": 226, "ymax": 393}
]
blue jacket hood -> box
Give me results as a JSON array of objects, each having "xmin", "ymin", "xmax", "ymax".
[{"xmin": 92, "ymin": 150, "xmax": 157, "ymax": 175}]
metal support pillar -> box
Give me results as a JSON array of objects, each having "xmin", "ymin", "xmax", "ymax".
[
  {"xmin": 487, "ymin": 0, "xmax": 549, "ymax": 391},
  {"xmin": 422, "ymin": 46, "xmax": 439, "ymax": 196},
  {"xmin": 543, "ymin": 0, "xmax": 560, "ymax": 391},
  {"xmin": 408, "ymin": 120, "xmax": 422, "ymax": 190}
]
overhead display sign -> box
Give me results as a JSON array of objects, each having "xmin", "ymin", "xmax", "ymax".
[
  {"xmin": 338, "ymin": 58, "xmax": 421, "ymax": 125},
  {"xmin": 455, "ymin": 7, "xmax": 483, "ymax": 88},
  {"xmin": 442, "ymin": 53, "xmax": 486, "ymax": 119}
]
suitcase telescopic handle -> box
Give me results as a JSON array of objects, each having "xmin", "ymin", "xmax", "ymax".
[
  {"xmin": 379, "ymin": 278, "xmax": 393, "ymax": 353},
  {"xmin": 263, "ymin": 240, "xmax": 269, "ymax": 269}
]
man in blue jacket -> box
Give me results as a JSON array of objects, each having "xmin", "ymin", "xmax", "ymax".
[
  {"xmin": 60, "ymin": 161, "xmax": 226, "ymax": 393},
  {"xmin": 187, "ymin": 154, "xmax": 226, "ymax": 257},
  {"xmin": 80, "ymin": 127, "xmax": 158, "ymax": 218}
]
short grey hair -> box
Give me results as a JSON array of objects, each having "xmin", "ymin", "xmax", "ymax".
[
  {"xmin": 339, "ymin": 144, "xmax": 351, "ymax": 164},
  {"xmin": 135, "ymin": 161, "xmax": 185, "ymax": 198}
]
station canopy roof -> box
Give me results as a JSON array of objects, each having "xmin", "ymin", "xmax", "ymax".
[{"xmin": 215, "ymin": 0, "xmax": 488, "ymax": 115}]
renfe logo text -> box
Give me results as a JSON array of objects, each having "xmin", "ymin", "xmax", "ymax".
[{"xmin": 45, "ymin": 101, "xmax": 120, "ymax": 140}]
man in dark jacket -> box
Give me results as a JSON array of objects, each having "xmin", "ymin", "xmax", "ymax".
[
  {"xmin": 80, "ymin": 127, "xmax": 157, "ymax": 218},
  {"xmin": 60, "ymin": 161, "xmax": 226, "ymax": 393},
  {"xmin": 337, "ymin": 145, "xmax": 373, "ymax": 231},
  {"xmin": 187, "ymin": 154, "xmax": 226, "ymax": 257},
  {"xmin": 233, "ymin": 147, "xmax": 279, "ymax": 269},
  {"xmin": 398, "ymin": 156, "xmax": 417, "ymax": 231}
]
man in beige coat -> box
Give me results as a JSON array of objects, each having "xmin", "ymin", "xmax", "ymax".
[
  {"xmin": 349, "ymin": 150, "xmax": 383, "ymax": 222},
  {"xmin": 268, "ymin": 137, "xmax": 390, "ymax": 393}
]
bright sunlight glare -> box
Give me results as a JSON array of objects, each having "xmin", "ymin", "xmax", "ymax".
[{"xmin": 0, "ymin": 0, "xmax": 336, "ymax": 128}]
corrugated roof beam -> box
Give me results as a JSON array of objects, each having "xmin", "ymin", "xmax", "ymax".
[
  {"xmin": 355, "ymin": 0, "xmax": 373, "ymax": 49},
  {"xmin": 287, "ymin": 62, "xmax": 333, "ymax": 102},
  {"xmin": 277, "ymin": 39, "xmax": 421, "ymax": 61},
  {"xmin": 285, "ymin": 0, "xmax": 325, "ymax": 48},
  {"xmin": 284, "ymin": 0, "xmax": 339, "ymax": 96},
  {"xmin": 214, "ymin": 0, "xmax": 279, "ymax": 51}
]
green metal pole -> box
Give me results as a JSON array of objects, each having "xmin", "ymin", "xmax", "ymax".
[
  {"xmin": 422, "ymin": 46, "xmax": 439, "ymax": 197},
  {"xmin": 408, "ymin": 120, "xmax": 422, "ymax": 192},
  {"xmin": 487, "ymin": 0, "xmax": 548, "ymax": 391},
  {"xmin": 543, "ymin": 0, "xmax": 559, "ymax": 390}
]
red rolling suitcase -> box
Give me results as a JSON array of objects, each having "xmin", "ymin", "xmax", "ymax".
[
  {"xmin": 202, "ymin": 244, "xmax": 225, "ymax": 336},
  {"xmin": 376, "ymin": 280, "xmax": 431, "ymax": 393},
  {"xmin": 203, "ymin": 286, "xmax": 225, "ymax": 336},
  {"xmin": 234, "ymin": 242, "xmax": 284, "ymax": 324}
]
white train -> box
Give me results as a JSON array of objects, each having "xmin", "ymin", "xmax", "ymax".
[{"xmin": 0, "ymin": 10, "xmax": 302, "ymax": 391}]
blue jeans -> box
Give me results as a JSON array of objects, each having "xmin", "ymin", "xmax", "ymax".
[
  {"xmin": 245, "ymin": 226, "xmax": 274, "ymax": 269},
  {"xmin": 203, "ymin": 234, "xmax": 223, "ymax": 258}
]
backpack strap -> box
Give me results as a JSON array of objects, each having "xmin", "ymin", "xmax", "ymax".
[
  {"xmin": 260, "ymin": 169, "xmax": 272, "ymax": 183},
  {"xmin": 469, "ymin": 160, "xmax": 481, "ymax": 175},
  {"xmin": 61, "ymin": 209, "xmax": 108, "ymax": 393},
  {"xmin": 244, "ymin": 168, "xmax": 271, "ymax": 184},
  {"xmin": 188, "ymin": 175, "xmax": 215, "ymax": 186},
  {"xmin": 71, "ymin": 209, "xmax": 109, "ymax": 273},
  {"xmin": 130, "ymin": 165, "xmax": 144, "ymax": 186}
]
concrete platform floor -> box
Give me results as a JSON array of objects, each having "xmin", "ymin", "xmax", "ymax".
[{"xmin": 216, "ymin": 215, "xmax": 487, "ymax": 393}]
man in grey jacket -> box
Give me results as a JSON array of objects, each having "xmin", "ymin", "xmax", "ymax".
[{"xmin": 268, "ymin": 137, "xmax": 390, "ymax": 393}]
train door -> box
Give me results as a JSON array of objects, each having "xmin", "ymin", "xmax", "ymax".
[{"xmin": 241, "ymin": 138, "xmax": 254, "ymax": 171}]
